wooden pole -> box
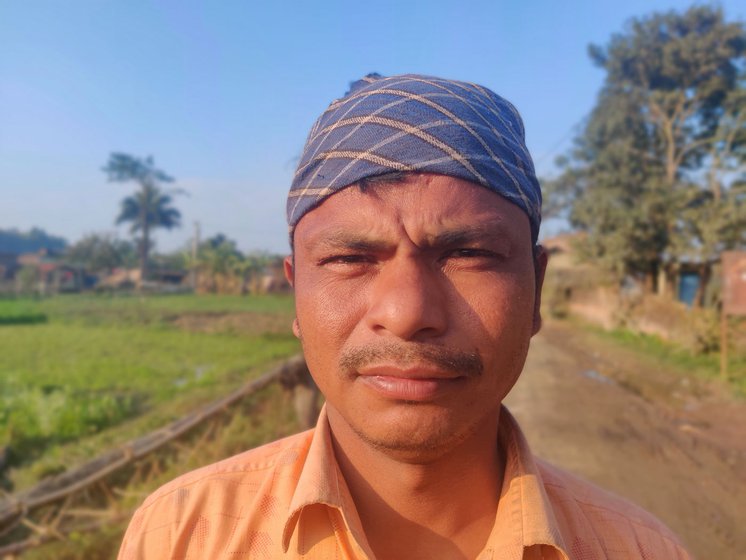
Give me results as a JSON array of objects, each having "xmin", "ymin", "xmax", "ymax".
[
  {"xmin": 191, "ymin": 221, "xmax": 200, "ymax": 290},
  {"xmin": 720, "ymin": 309, "xmax": 728, "ymax": 380}
]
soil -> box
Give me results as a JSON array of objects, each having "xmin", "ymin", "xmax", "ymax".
[{"xmin": 504, "ymin": 319, "xmax": 746, "ymax": 560}]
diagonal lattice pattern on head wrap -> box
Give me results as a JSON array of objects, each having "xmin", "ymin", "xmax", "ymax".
[{"xmin": 287, "ymin": 73, "xmax": 542, "ymax": 242}]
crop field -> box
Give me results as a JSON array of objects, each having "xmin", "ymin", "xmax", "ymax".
[{"xmin": 0, "ymin": 294, "xmax": 300, "ymax": 492}]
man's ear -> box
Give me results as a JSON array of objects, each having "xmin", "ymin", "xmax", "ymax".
[
  {"xmin": 284, "ymin": 256, "xmax": 301, "ymax": 339},
  {"xmin": 284, "ymin": 255, "xmax": 295, "ymax": 287},
  {"xmin": 531, "ymin": 245, "xmax": 548, "ymax": 335}
]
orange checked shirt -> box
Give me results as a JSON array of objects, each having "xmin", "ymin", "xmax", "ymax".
[{"xmin": 119, "ymin": 407, "xmax": 691, "ymax": 559}]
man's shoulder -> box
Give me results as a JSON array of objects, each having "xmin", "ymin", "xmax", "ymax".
[
  {"xmin": 137, "ymin": 428, "xmax": 313, "ymax": 513},
  {"xmin": 118, "ymin": 430, "xmax": 315, "ymax": 559},
  {"xmin": 536, "ymin": 458, "xmax": 691, "ymax": 559}
]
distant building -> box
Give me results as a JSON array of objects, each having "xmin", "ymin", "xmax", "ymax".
[
  {"xmin": 99, "ymin": 267, "xmax": 189, "ymax": 292},
  {"xmin": 12, "ymin": 249, "xmax": 87, "ymax": 294},
  {"xmin": 98, "ymin": 268, "xmax": 141, "ymax": 289},
  {"xmin": 541, "ymin": 232, "xmax": 593, "ymax": 272},
  {"xmin": 0, "ymin": 253, "xmax": 20, "ymax": 281}
]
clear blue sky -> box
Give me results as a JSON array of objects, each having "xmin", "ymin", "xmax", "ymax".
[{"xmin": 1, "ymin": 1, "xmax": 743, "ymax": 254}]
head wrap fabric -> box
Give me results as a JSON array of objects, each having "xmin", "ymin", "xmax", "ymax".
[{"xmin": 288, "ymin": 73, "xmax": 542, "ymax": 242}]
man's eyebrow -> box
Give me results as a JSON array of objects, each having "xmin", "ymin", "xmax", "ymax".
[
  {"xmin": 425, "ymin": 224, "xmax": 511, "ymax": 247},
  {"xmin": 309, "ymin": 224, "xmax": 512, "ymax": 252},
  {"xmin": 313, "ymin": 231, "xmax": 390, "ymax": 252}
]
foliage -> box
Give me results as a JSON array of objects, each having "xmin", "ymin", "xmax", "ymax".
[
  {"xmin": 150, "ymin": 249, "xmax": 188, "ymax": 271},
  {"xmin": 190, "ymin": 233, "xmax": 276, "ymax": 294},
  {"xmin": 0, "ymin": 227, "xmax": 67, "ymax": 255},
  {"xmin": 0, "ymin": 294, "xmax": 298, "ymax": 489},
  {"xmin": 102, "ymin": 153, "xmax": 184, "ymax": 281},
  {"xmin": 115, "ymin": 187, "xmax": 181, "ymax": 236},
  {"xmin": 549, "ymin": 6, "xmax": 746, "ymax": 299},
  {"xmin": 199, "ymin": 233, "xmax": 244, "ymax": 276},
  {"xmin": 1, "ymin": 384, "xmax": 140, "ymax": 464},
  {"xmin": 64, "ymin": 233, "xmax": 136, "ymax": 273},
  {"xmin": 19, "ymin": 383, "xmax": 302, "ymax": 560}
]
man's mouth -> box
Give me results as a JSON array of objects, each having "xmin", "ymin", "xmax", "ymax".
[
  {"xmin": 340, "ymin": 343, "xmax": 482, "ymax": 401},
  {"xmin": 355, "ymin": 365, "xmax": 467, "ymax": 401},
  {"xmin": 340, "ymin": 343, "xmax": 483, "ymax": 378}
]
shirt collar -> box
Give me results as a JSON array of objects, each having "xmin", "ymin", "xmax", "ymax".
[
  {"xmin": 282, "ymin": 406, "xmax": 370, "ymax": 553},
  {"xmin": 484, "ymin": 407, "xmax": 569, "ymax": 559},
  {"xmin": 282, "ymin": 405, "xmax": 569, "ymax": 558}
]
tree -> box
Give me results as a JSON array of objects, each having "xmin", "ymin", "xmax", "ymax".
[
  {"xmin": 670, "ymin": 78, "xmax": 746, "ymax": 304},
  {"xmin": 548, "ymin": 87, "xmax": 671, "ymax": 287},
  {"xmin": 102, "ymin": 154, "xmax": 183, "ymax": 281},
  {"xmin": 188, "ymin": 234, "xmax": 273, "ymax": 294},
  {"xmin": 64, "ymin": 233, "xmax": 136, "ymax": 274},
  {"xmin": 0, "ymin": 228, "xmax": 67, "ymax": 255},
  {"xmin": 195, "ymin": 234, "xmax": 243, "ymax": 293},
  {"xmin": 550, "ymin": 6, "xmax": 745, "ymax": 300}
]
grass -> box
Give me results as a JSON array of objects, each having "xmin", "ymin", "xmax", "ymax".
[
  {"xmin": 0, "ymin": 298, "xmax": 48, "ymax": 325},
  {"xmin": 0, "ymin": 293, "xmax": 300, "ymax": 489},
  {"xmin": 0, "ymin": 292, "xmax": 294, "ymax": 325},
  {"xmin": 18, "ymin": 382, "xmax": 304, "ymax": 560},
  {"xmin": 573, "ymin": 317, "xmax": 746, "ymax": 396}
]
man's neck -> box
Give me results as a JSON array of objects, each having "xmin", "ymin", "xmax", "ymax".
[{"xmin": 327, "ymin": 407, "xmax": 504, "ymax": 560}]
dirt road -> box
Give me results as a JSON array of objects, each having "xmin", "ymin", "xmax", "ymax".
[{"xmin": 505, "ymin": 319, "xmax": 746, "ymax": 560}]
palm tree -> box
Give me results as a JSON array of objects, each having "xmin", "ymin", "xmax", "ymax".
[
  {"xmin": 103, "ymin": 154, "xmax": 183, "ymax": 282},
  {"xmin": 115, "ymin": 186, "xmax": 181, "ymax": 281}
]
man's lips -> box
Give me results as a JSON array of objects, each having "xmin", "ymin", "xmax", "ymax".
[
  {"xmin": 355, "ymin": 365, "xmax": 466, "ymax": 401},
  {"xmin": 357, "ymin": 364, "xmax": 464, "ymax": 379}
]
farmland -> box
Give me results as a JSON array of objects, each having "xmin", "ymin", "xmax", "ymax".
[
  {"xmin": 2, "ymin": 292, "xmax": 745, "ymax": 559},
  {"xmin": 0, "ymin": 294, "xmax": 300, "ymax": 492}
]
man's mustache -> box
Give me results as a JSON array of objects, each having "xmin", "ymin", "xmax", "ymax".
[{"xmin": 339, "ymin": 343, "xmax": 483, "ymax": 378}]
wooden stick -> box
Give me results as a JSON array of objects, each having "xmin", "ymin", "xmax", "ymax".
[{"xmin": 720, "ymin": 310, "xmax": 728, "ymax": 380}]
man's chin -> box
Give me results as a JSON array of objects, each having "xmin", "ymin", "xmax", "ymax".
[{"xmin": 349, "ymin": 413, "xmax": 482, "ymax": 463}]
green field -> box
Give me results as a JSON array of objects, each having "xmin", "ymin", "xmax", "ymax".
[{"xmin": 0, "ymin": 294, "xmax": 300, "ymax": 490}]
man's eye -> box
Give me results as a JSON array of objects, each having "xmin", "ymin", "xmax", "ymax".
[
  {"xmin": 318, "ymin": 254, "xmax": 371, "ymax": 266},
  {"xmin": 440, "ymin": 248, "xmax": 505, "ymax": 268},
  {"xmin": 446, "ymin": 248, "xmax": 494, "ymax": 259}
]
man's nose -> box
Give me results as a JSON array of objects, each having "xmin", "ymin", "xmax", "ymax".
[{"xmin": 365, "ymin": 256, "xmax": 448, "ymax": 341}]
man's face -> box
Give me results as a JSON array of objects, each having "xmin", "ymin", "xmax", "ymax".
[{"xmin": 286, "ymin": 174, "xmax": 546, "ymax": 460}]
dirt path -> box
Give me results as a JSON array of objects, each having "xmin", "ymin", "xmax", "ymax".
[{"xmin": 504, "ymin": 319, "xmax": 746, "ymax": 560}]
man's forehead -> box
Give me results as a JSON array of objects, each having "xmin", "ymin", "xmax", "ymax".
[{"xmin": 294, "ymin": 176, "xmax": 529, "ymax": 247}]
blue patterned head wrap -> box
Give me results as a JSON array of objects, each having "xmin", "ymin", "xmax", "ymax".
[{"xmin": 288, "ymin": 73, "xmax": 542, "ymax": 242}]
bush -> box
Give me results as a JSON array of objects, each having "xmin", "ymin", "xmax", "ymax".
[{"xmin": 1, "ymin": 385, "xmax": 142, "ymax": 466}]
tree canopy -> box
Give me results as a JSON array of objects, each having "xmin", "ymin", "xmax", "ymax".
[
  {"xmin": 115, "ymin": 187, "xmax": 181, "ymax": 237},
  {"xmin": 0, "ymin": 228, "xmax": 67, "ymax": 255},
  {"xmin": 64, "ymin": 233, "xmax": 136, "ymax": 273}
]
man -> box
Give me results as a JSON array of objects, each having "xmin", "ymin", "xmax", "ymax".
[{"xmin": 119, "ymin": 74, "xmax": 691, "ymax": 559}]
